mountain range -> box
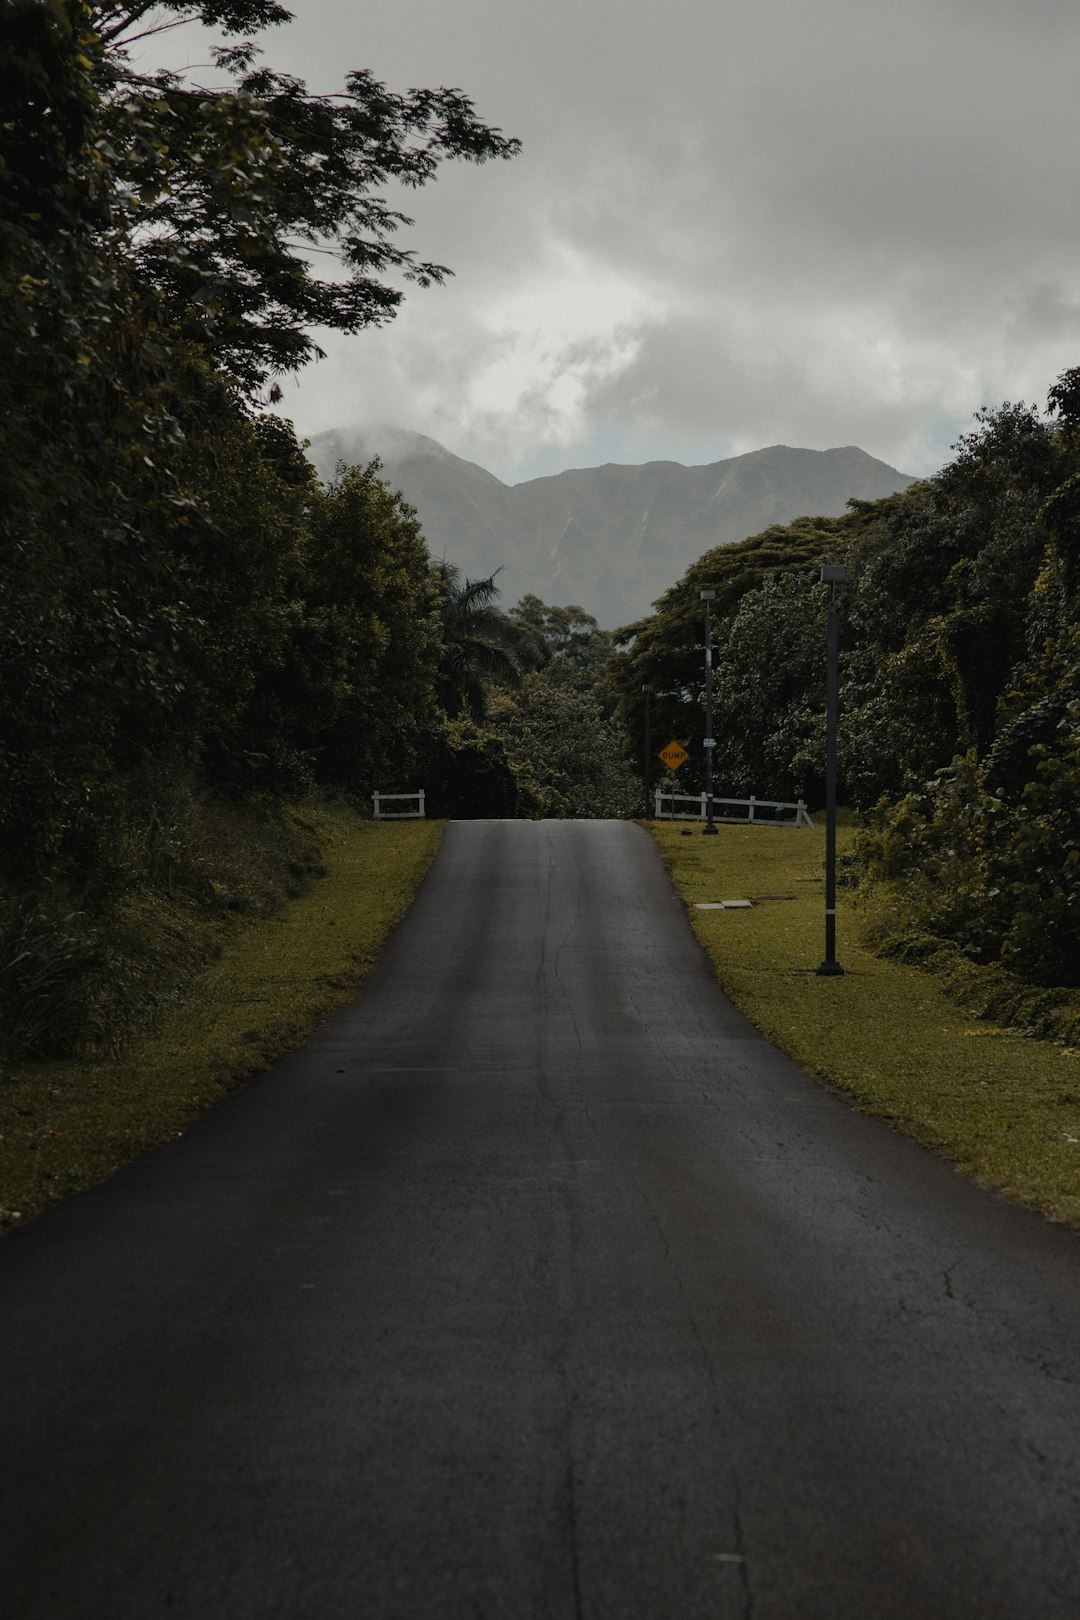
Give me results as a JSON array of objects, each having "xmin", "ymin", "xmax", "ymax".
[{"xmin": 306, "ymin": 425, "xmax": 916, "ymax": 628}]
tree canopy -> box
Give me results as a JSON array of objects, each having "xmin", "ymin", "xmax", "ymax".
[
  {"xmin": 610, "ymin": 378, "xmax": 1080, "ymax": 986},
  {"xmin": 0, "ymin": 0, "xmax": 521, "ymax": 1057},
  {"xmin": 492, "ymin": 600, "xmax": 635, "ymax": 819},
  {"xmin": 87, "ymin": 1, "xmax": 521, "ymax": 389}
]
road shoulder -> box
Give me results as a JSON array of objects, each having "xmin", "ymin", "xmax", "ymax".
[{"xmin": 652, "ymin": 818, "xmax": 1080, "ymax": 1229}]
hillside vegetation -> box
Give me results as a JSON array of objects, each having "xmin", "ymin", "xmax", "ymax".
[
  {"xmin": 615, "ymin": 379, "xmax": 1080, "ymax": 999},
  {"xmin": 0, "ymin": 1, "xmax": 523, "ymax": 1065}
]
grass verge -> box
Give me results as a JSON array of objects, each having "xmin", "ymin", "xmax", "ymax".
[
  {"xmin": 651, "ymin": 818, "xmax": 1080, "ymax": 1227},
  {"xmin": 0, "ymin": 805, "xmax": 442, "ymax": 1235}
]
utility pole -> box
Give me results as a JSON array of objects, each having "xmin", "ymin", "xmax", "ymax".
[
  {"xmin": 817, "ymin": 564, "xmax": 848, "ymax": 975},
  {"xmin": 642, "ymin": 684, "xmax": 654, "ymax": 820},
  {"xmin": 701, "ymin": 590, "xmax": 717, "ymax": 834}
]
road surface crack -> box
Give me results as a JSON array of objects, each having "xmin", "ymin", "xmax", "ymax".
[
  {"xmin": 622, "ymin": 1157, "xmax": 759, "ymax": 1613},
  {"xmin": 733, "ymin": 1490, "xmax": 755, "ymax": 1618},
  {"xmin": 565, "ymin": 1454, "xmax": 585, "ymax": 1620}
]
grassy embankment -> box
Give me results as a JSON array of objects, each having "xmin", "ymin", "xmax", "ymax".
[
  {"xmin": 652, "ymin": 817, "xmax": 1080, "ymax": 1227},
  {"xmin": 0, "ymin": 804, "xmax": 442, "ymax": 1235}
]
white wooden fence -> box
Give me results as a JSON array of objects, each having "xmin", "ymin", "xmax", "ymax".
[
  {"xmin": 373, "ymin": 790, "xmax": 426, "ymax": 820},
  {"xmin": 653, "ymin": 789, "xmax": 813, "ymax": 828}
]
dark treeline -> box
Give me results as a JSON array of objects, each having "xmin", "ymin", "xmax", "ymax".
[
  {"xmin": 612, "ymin": 379, "xmax": 1080, "ymax": 987},
  {"xmin": 0, "ymin": 0, "xmax": 534, "ymax": 1058},
  {"xmin": 0, "ymin": 0, "xmax": 632, "ymax": 1061}
]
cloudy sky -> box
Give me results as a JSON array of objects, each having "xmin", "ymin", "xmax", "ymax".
[{"xmin": 156, "ymin": 0, "xmax": 1080, "ymax": 483}]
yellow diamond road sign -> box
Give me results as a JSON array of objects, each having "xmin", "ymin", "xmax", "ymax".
[{"xmin": 658, "ymin": 739, "xmax": 689, "ymax": 771}]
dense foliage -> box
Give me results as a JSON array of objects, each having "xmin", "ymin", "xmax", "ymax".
[
  {"xmin": 610, "ymin": 515, "xmax": 855, "ymax": 804},
  {"xmin": 612, "ymin": 378, "xmax": 1080, "ymax": 986},
  {"xmin": 421, "ymin": 594, "xmax": 637, "ymax": 821},
  {"xmin": 0, "ymin": 0, "xmax": 518, "ymax": 1057},
  {"xmin": 854, "ymin": 380, "xmax": 1080, "ymax": 987},
  {"xmin": 490, "ymin": 599, "xmax": 638, "ymax": 819},
  {"xmin": 90, "ymin": 0, "xmax": 520, "ymax": 389}
]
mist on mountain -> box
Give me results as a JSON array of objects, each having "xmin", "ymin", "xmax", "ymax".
[{"xmin": 307, "ymin": 425, "xmax": 915, "ymax": 627}]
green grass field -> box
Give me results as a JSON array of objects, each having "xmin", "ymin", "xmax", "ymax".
[
  {"xmin": 0, "ymin": 809, "xmax": 442, "ymax": 1235},
  {"xmin": 651, "ymin": 818, "xmax": 1080, "ymax": 1228}
]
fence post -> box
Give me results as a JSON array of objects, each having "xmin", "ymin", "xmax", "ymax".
[
  {"xmin": 373, "ymin": 792, "xmax": 381, "ymax": 820},
  {"xmin": 418, "ymin": 788, "xmax": 426, "ymax": 819},
  {"xmin": 655, "ymin": 787, "xmax": 663, "ymax": 819},
  {"xmin": 749, "ymin": 794, "xmax": 756, "ymax": 823},
  {"xmin": 700, "ymin": 792, "xmax": 707, "ymax": 820}
]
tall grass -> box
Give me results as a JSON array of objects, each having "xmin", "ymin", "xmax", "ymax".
[
  {"xmin": 0, "ymin": 779, "xmax": 326, "ymax": 1067},
  {"xmin": 0, "ymin": 889, "xmax": 114, "ymax": 1060}
]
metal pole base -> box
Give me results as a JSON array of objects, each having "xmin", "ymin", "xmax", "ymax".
[
  {"xmin": 702, "ymin": 826, "xmax": 718, "ymax": 836},
  {"xmin": 816, "ymin": 961, "xmax": 845, "ymax": 976}
]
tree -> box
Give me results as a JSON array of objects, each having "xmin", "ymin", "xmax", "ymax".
[
  {"xmin": 0, "ymin": 0, "xmax": 521, "ymax": 873},
  {"xmin": 854, "ymin": 380, "xmax": 1080, "ymax": 986},
  {"xmin": 508, "ymin": 596, "xmax": 615, "ymax": 674},
  {"xmin": 433, "ymin": 565, "xmax": 536, "ymax": 723},
  {"xmin": 848, "ymin": 405, "xmax": 1058, "ymax": 765},
  {"xmin": 0, "ymin": 0, "xmax": 522, "ymax": 1055},
  {"xmin": 478, "ymin": 595, "xmax": 637, "ymax": 817},
  {"xmin": 299, "ymin": 462, "xmax": 443, "ymax": 795},
  {"xmin": 608, "ymin": 515, "xmax": 854, "ymax": 795},
  {"xmin": 489, "ymin": 664, "xmax": 638, "ymax": 819},
  {"xmin": 1044, "ymin": 365, "xmax": 1080, "ymax": 600},
  {"xmin": 709, "ymin": 571, "xmax": 829, "ymax": 802},
  {"xmin": 88, "ymin": 1, "xmax": 521, "ymax": 391},
  {"xmin": 1, "ymin": 0, "xmax": 199, "ymax": 877}
]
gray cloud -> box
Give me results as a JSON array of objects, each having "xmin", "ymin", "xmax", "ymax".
[{"xmin": 158, "ymin": 0, "xmax": 1080, "ymax": 481}]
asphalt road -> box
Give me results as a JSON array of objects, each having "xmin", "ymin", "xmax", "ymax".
[{"xmin": 4, "ymin": 819, "xmax": 1080, "ymax": 1619}]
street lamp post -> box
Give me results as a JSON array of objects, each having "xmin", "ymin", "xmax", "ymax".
[
  {"xmin": 817, "ymin": 564, "xmax": 848, "ymax": 976},
  {"xmin": 700, "ymin": 589, "xmax": 718, "ymax": 835},
  {"xmin": 642, "ymin": 684, "xmax": 654, "ymax": 819}
]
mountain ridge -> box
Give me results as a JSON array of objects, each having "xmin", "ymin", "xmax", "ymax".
[{"xmin": 307, "ymin": 426, "xmax": 916, "ymax": 626}]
